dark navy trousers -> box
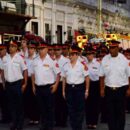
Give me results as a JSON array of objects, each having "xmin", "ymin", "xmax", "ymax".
[
  {"xmin": 36, "ymin": 84, "xmax": 54, "ymax": 130},
  {"xmin": 66, "ymin": 83, "xmax": 85, "ymax": 130},
  {"xmin": 105, "ymin": 86, "xmax": 127, "ymax": 130},
  {"xmin": 6, "ymin": 80, "xmax": 24, "ymax": 130}
]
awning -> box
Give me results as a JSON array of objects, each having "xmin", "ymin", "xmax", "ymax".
[{"xmin": 0, "ymin": 11, "xmax": 35, "ymax": 34}]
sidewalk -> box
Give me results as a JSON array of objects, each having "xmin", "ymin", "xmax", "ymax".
[{"xmin": 0, "ymin": 114, "xmax": 130, "ymax": 130}]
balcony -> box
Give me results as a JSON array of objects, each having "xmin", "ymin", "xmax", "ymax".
[{"xmin": 75, "ymin": 0, "xmax": 130, "ymax": 18}]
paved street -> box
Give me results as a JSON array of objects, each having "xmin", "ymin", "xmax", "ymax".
[{"xmin": 0, "ymin": 114, "xmax": 130, "ymax": 130}]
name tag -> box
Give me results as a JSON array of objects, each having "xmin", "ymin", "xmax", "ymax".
[
  {"xmin": 93, "ymin": 67, "xmax": 97, "ymax": 70},
  {"xmin": 43, "ymin": 64, "xmax": 49, "ymax": 67}
]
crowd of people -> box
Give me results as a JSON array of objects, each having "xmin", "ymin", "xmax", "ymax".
[{"xmin": 0, "ymin": 34, "xmax": 130, "ymax": 130}]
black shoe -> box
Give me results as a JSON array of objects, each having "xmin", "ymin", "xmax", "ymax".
[
  {"xmin": 60, "ymin": 124, "xmax": 67, "ymax": 128},
  {"xmin": 100, "ymin": 119, "xmax": 107, "ymax": 123},
  {"xmin": 55, "ymin": 123, "xmax": 60, "ymax": 127},
  {"xmin": 28, "ymin": 120, "xmax": 34, "ymax": 125},
  {"xmin": 10, "ymin": 126, "xmax": 16, "ymax": 130}
]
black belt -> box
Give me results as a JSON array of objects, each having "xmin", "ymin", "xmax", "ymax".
[
  {"xmin": 67, "ymin": 83, "xmax": 84, "ymax": 88},
  {"xmin": 6, "ymin": 79, "xmax": 22, "ymax": 85},
  {"xmin": 36, "ymin": 84, "xmax": 54, "ymax": 88},
  {"xmin": 106, "ymin": 86, "xmax": 127, "ymax": 91}
]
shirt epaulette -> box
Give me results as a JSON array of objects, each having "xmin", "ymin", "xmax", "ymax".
[
  {"xmin": 81, "ymin": 61, "xmax": 88, "ymax": 71},
  {"xmin": 63, "ymin": 62, "xmax": 68, "ymax": 67},
  {"xmin": 19, "ymin": 54, "xmax": 25, "ymax": 59},
  {"xmin": 33, "ymin": 55, "xmax": 39, "ymax": 60}
]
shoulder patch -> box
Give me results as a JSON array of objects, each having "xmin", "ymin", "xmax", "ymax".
[
  {"xmin": 19, "ymin": 54, "xmax": 26, "ymax": 64},
  {"xmin": 56, "ymin": 63, "xmax": 59, "ymax": 68},
  {"xmin": 63, "ymin": 62, "xmax": 68, "ymax": 67},
  {"xmin": 81, "ymin": 61, "xmax": 88, "ymax": 71},
  {"xmin": 19, "ymin": 54, "xmax": 25, "ymax": 59}
]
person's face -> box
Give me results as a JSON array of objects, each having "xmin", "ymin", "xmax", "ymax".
[
  {"xmin": 38, "ymin": 47, "xmax": 48, "ymax": 56},
  {"xmin": 0, "ymin": 48, "xmax": 6, "ymax": 57},
  {"xmin": 86, "ymin": 53, "xmax": 94, "ymax": 61},
  {"xmin": 28, "ymin": 47, "xmax": 36, "ymax": 56},
  {"xmin": 9, "ymin": 45, "xmax": 17, "ymax": 54},
  {"xmin": 69, "ymin": 52, "xmax": 78, "ymax": 62},
  {"xmin": 54, "ymin": 48, "xmax": 62, "ymax": 56},
  {"xmin": 62, "ymin": 47, "xmax": 69, "ymax": 55},
  {"xmin": 109, "ymin": 46, "xmax": 119, "ymax": 57},
  {"xmin": 124, "ymin": 52, "xmax": 130, "ymax": 60},
  {"xmin": 48, "ymin": 48, "xmax": 55, "ymax": 56},
  {"xmin": 21, "ymin": 40, "xmax": 27, "ymax": 48}
]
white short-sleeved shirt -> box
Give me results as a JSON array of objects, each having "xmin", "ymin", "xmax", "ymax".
[
  {"xmin": 19, "ymin": 49, "xmax": 28, "ymax": 58},
  {"xmin": 99, "ymin": 53, "xmax": 130, "ymax": 87},
  {"xmin": 1, "ymin": 53, "xmax": 27, "ymax": 82},
  {"xmin": 56, "ymin": 55, "xmax": 69, "ymax": 70},
  {"xmin": 78, "ymin": 56, "xmax": 88, "ymax": 64},
  {"xmin": 56, "ymin": 55, "xmax": 69, "ymax": 78},
  {"xmin": 62, "ymin": 60, "xmax": 89, "ymax": 85},
  {"xmin": 25, "ymin": 53, "xmax": 37, "ymax": 77},
  {"xmin": 31, "ymin": 54, "xmax": 60, "ymax": 86},
  {"xmin": 87, "ymin": 58, "xmax": 100, "ymax": 81}
]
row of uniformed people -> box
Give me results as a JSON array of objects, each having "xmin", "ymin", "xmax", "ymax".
[
  {"xmin": 0, "ymin": 40, "xmax": 92, "ymax": 130},
  {"xmin": 21, "ymin": 39, "xmax": 130, "ymax": 129},
  {"xmin": 0, "ymin": 39, "xmax": 108, "ymax": 130},
  {"xmin": 0, "ymin": 38, "xmax": 130, "ymax": 129}
]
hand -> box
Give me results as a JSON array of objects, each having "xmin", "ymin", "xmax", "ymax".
[
  {"xmin": 85, "ymin": 90, "xmax": 89, "ymax": 99},
  {"xmin": 126, "ymin": 87, "xmax": 130, "ymax": 97},
  {"xmin": 50, "ymin": 84, "xmax": 58, "ymax": 94},
  {"xmin": 32, "ymin": 86, "xmax": 36, "ymax": 95},
  {"xmin": 62, "ymin": 91, "xmax": 66, "ymax": 99},
  {"xmin": 21, "ymin": 84, "xmax": 27, "ymax": 93},
  {"xmin": 100, "ymin": 89, "xmax": 105, "ymax": 97},
  {"xmin": 2, "ymin": 82, "xmax": 6, "ymax": 90}
]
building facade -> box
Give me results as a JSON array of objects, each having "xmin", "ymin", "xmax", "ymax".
[{"xmin": 1, "ymin": 0, "xmax": 130, "ymax": 43}]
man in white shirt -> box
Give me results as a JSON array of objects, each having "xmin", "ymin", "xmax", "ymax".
[
  {"xmin": 19, "ymin": 37, "xmax": 28, "ymax": 58},
  {"xmin": 85, "ymin": 49, "xmax": 100, "ymax": 129},
  {"xmin": 0, "ymin": 43, "xmax": 10, "ymax": 123},
  {"xmin": 24, "ymin": 40, "xmax": 39, "ymax": 124},
  {"xmin": 99, "ymin": 40, "xmax": 130, "ymax": 130},
  {"xmin": 54, "ymin": 44, "xmax": 69, "ymax": 127},
  {"xmin": 31, "ymin": 42, "xmax": 60, "ymax": 130},
  {"xmin": 1, "ymin": 40, "xmax": 28, "ymax": 130}
]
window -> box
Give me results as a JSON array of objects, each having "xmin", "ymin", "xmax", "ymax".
[
  {"xmin": 67, "ymin": 26, "xmax": 72, "ymax": 42},
  {"xmin": 31, "ymin": 22, "xmax": 38, "ymax": 35},
  {"xmin": 57, "ymin": 25, "xmax": 62, "ymax": 44},
  {"xmin": 45, "ymin": 23, "xmax": 51, "ymax": 44}
]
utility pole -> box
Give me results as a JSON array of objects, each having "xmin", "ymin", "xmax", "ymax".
[
  {"xmin": 51, "ymin": 0, "xmax": 56, "ymax": 44},
  {"xmin": 97, "ymin": 0, "xmax": 102, "ymax": 34},
  {"xmin": 32, "ymin": 0, "xmax": 35, "ymax": 17}
]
